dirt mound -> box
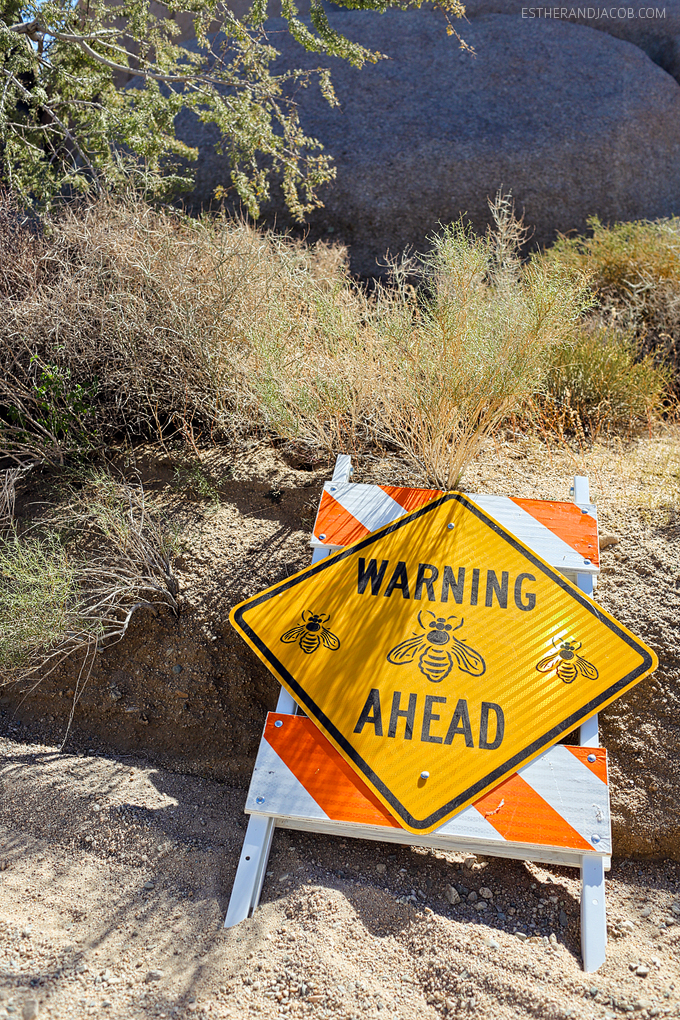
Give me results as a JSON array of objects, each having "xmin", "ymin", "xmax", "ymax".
[{"xmin": 1, "ymin": 434, "xmax": 679, "ymax": 859}]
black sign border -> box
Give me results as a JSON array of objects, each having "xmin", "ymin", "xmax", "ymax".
[{"xmin": 233, "ymin": 493, "xmax": 655, "ymax": 831}]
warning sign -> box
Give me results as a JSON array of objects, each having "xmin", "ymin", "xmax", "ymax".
[{"xmin": 230, "ymin": 493, "xmax": 657, "ymax": 834}]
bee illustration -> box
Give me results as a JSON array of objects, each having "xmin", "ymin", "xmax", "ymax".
[
  {"xmin": 386, "ymin": 610, "xmax": 486, "ymax": 683},
  {"xmin": 280, "ymin": 611, "xmax": 341, "ymax": 655},
  {"xmin": 536, "ymin": 638, "xmax": 599, "ymax": 684}
]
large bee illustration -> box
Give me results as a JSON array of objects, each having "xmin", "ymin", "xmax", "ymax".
[
  {"xmin": 280, "ymin": 611, "xmax": 341, "ymax": 655},
  {"xmin": 386, "ymin": 610, "xmax": 486, "ymax": 683},
  {"xmin": 536, "ymin": 638, "xmax": 599, "ymax": 684}
]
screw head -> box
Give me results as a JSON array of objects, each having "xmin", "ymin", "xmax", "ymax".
[
  {"xmin": 319, "ymin": 533, "xmax": 327, "ymax": 541},
  {"xmin": 274, "ymin": 720, "xmax": 283, "ymax": 728},
  {"xmin": 581, "ymin": 508, "xmax": 589, "ymax": 514},
  {"xmin": 329, "ymin": 486, "xmax": 336, "ymax": 492},
  {"xmin": 447, "ymin": 523, "xmax": 455, "ymax": 530},
  {"xmin": 587, "ymin": 753, "xmax": 596, "ymax": 762},
  {"xmin": 584, "ymin": 558, "xmax": 591, "ymax": 565},
  {"xmin": 420, "ymin": 771, "xmax": 430, "ymax": 779},
  {"xmin": 591, "ymin": 834, "xmax": 601, "ymax": 844},
  {"xmin": 256, "ymin": 796, "xmax": 265, "ymax": 804}
]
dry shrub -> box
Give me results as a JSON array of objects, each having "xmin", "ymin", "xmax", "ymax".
[
  {"xmin": 249, "ymin": 195, "xmax": 590, "ymax": 487},
  {"xmin": 0, "ymin": 193, "xmax": 346, "ymax": 465},
  {"xmin": 0, "ymin": 475, "xmax": 179, "ymax": 688}
]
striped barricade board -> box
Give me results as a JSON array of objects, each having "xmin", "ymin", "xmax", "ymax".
[
  {"xmin": 225, "ymin": 461, "xmax": 625, "ymax": 973},
  {"xmin": 311, "ymin": 481, "xmax": 600, "ymax": 588},
  {"xmin": 248, "ymin": 713, "xmax": 611, "ymax": 869}
]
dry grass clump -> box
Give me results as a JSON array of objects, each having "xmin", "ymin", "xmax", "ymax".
[{"xmin": 0, "ymin": 475, "xmax": 179, "ymax": 692}]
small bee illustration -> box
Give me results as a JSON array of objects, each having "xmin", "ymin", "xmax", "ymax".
[
  {"xmin": 280, "ymin": 610, "xmax": 341, "ymax": 655},
  {"xmin": 386, "ymin": 610, "xmax": 486, "ymax": 683},
  {"xmin": 536, "ymin": 638, "xmax": 599, "ymax": 684}
]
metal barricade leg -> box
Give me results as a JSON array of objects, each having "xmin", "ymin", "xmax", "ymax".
[
  {"xmin": 580, "ymin": 854, "xmax": 607, "ymax": 972},
  {"xmin": 224, "ymin": 814, "xmax": 276, "ymax": 928}
]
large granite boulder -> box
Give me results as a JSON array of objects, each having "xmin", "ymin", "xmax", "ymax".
[
  {"xmin": 463, "ymin": 0, "xmax": 680, "ymax": 84},
  {"xmin": 175, "ymin": 11, "xmax": 680, "ymax": 275}
]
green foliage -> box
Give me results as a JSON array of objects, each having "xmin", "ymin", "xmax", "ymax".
[
  {"xmin": 544, "ymin": 217, "xmax": 680, "ymax": 304},
  {"xmin": 0, "ymin": 473, "xmax": 179, "ymax": 683},
  {"xmin": 542, "ymin": 327, "xmax": 670, "ymax": 431},
  {"xmin": 0, "ymin": 0, "xmax": 465, "ymax": 217},
  {"xmin": 0, "ymin": 533, "xmax": 92, "ymax": 670}
]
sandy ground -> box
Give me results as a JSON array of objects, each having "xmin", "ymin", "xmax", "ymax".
[{"xmin": 0, "ymin": 734, "xmax": 679, "ymax": 1020}]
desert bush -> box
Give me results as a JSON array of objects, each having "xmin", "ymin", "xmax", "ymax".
[
  {"xmin": 0, "ymin": 475, "xmax": 179, "ymax": 688},
  {"xmin": 0, "ymin": 192, "xmax": 323, "ymax": 464},
  {"xmin": 541, "ymin": 327, "xmax": 670, "ymax": 433},
  {"xmin": 543, "ymin": 216, "xmax": 680, "ymax": 386},
  {"xmin": 249, "ymin": 195, "xmax": 591, "ymax": 487},
  {"xmin": 1, "ymin": 191, "xmax": 675, "ymax": 492}
]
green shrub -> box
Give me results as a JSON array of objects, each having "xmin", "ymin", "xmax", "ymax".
[{"xmin": 541, "ymin": 327, "xmax": 670, "ymax": 431}]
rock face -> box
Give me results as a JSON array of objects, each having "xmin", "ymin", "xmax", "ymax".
[
  {"xmin": 463, "ymin": 0, "xmax": 680, "ymax": 84},
  {"xmin": 175, "ymin": 11, "xmax": 680, "ymax": 275}
]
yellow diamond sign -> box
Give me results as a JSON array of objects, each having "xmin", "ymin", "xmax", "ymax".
[{"xmin": 231, "ymin": 494, "xmax": 657, "ymax": 834}]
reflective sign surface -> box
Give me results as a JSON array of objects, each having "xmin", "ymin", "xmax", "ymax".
[{"xmin": 230, "ymin": 494, "xmax": 657, "ymax": 834}]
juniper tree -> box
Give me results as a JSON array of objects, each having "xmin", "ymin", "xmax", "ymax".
[{"xmin": 0, "ymin": 0, "xmax": 465, "ymax": 217}]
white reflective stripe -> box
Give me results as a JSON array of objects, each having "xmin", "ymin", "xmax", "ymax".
[
  {"xmin": 437, "ymin": 804, "xmax": 507, "ymax": 842},
  {"xmin": 518, "ymin": 746, "xmax": 611, "ymax": 853},
  {"xmin": 470, "ymin": 494, "xmax": 594, "ymax": 575},
  {"xmin": 318, "ymin": 482, "xmax": 408, "ymax": 535},
  {"xmin": 246, "ymin": 737, "xmax": 326, "ymax": 820}
]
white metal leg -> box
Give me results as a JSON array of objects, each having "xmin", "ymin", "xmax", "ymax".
[
  {"xmin": 224, "ymin": 463, "xmax": 348, "ymax": 928},
  {"xmin": 579, "ymin": 714, "xmax": 599, "ymax": 747},
  {"xmin": 331, "ymin": 454, "xmax": 353, "ymax": 484},
  {"xmin": 276, "ymin": 687, "xmax": 297, "ymax": 713},
  {"xmin": 580, "ymin": 854, "xmax": 607, "ymax": 972},
  {"xmin": 224, "ymin": 814, "xmax": 276, "ymax": 927}
]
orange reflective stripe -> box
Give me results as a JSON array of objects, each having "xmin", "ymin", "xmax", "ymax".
[
  {"xmin": 382, "ymin": 486, "xmax": 442, "ymax": 513},
  {"xmin": 472, "ymin": 771, "xmax": 594, "ymax": 851},
  {"xmin": 265, "ymin": 714, "xmax": 400, "ymax": 828},
  {"xmin": 314, "ymin": 489, "xmax": 371, "ymax": 546},
  {"xmin": 565, "ymin": 744, "xmax": 608, "ymax": 784},
  {"xmin": 512, "ymin": 498, "xmax": 600, "ymax": 567}
]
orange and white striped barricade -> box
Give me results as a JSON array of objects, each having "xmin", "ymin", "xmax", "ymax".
[{"xmin": 225, "ymin": 457, "xmax": 610, "ymax": 972}]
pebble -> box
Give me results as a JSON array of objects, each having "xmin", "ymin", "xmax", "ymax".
[
  {"xmin": 515, "ymin": 932, "xmax": 528, "ymax": 941},
  {"xmin": 467, "ymin": 891, "xmax": 478, "ymax": 903},
  {"xmin": 172, "ymin": 665, "xmax": 183, "ymax": 674},
  {"xmin": 21, "ymin": 1003, "xmax": 38, "ymax": 1020},
  {"xmin": 621, "ymin": 920, "xmax": 636, "ymax": 932},
  {"xmin": 146, "ymin": 970, "xmax": 164, "ymax": 982},
  {"xmin": 671, "ymin": 904, "xmax": 680, "ymax": 916},
  {"xmin": 143, "ymin": 881, "xmax": 155, "ymax": 891},
  {"xmin": 376, "ymin": 864, "xmax": 386, "ymax": 875},
  {"xmin": 476, "ymin": 902, "xmax": 487, "ymax": 912},
  {"xmin": 483, "ymin": 937, "xmax": 499, "ymax": 949},
  {"xmin": 559, "ymin": 910, "xmax": 568, "ymax": 927},
  {"xmin": 549, "ymin": 934, "xmax": 558, "ymax": 946},
  {"xmin": 278, "ymin": 874, "xmax": 290, "ymax": 883},
  {"xmin": 636, "ymin": 966, "xmax": 650, "ymax": 978},
  {"xmin": 445, "ymin": 885, "xmax": 460, "ymax": 906},
  {"xmin": 479, "ymin": 887, "xmax": 493, "ymax": 900},
  {"xmin": 640, "ymin": 906, "xmax": 652, "ymax": 918}
]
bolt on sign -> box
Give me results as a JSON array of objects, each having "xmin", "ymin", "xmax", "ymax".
[{"xmin": 230, "ymin": 493, "xmax": 657, "ymax": 834}]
